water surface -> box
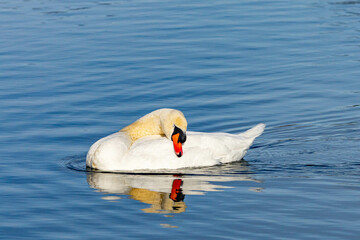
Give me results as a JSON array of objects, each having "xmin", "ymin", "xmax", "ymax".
[{"xmin": 1, "ymin": 0, "xmax": 360, "ymax": 239}]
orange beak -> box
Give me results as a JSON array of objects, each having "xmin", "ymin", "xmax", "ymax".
[{"xmin": 172, "ymin": 133, "xmax": 183, "ymax": 157}]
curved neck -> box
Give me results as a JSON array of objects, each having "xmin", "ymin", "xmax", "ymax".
[{"xmin": 120, "ymin": 112, "xmax": 164, "ymax": 143}]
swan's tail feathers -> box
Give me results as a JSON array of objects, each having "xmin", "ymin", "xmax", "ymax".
[{"xmin": 239, "ymin": 123, "xmax": 266, "ymax": 139}]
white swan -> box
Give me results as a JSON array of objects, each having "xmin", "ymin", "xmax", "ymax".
[{"xmin": 86, "ymin": 108, "xmax": 265, "ymax": 171}]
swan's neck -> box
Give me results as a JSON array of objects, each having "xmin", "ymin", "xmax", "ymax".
[{"xmin": 120, "ymin": 113, "xmax": 163, "ymax": 143}]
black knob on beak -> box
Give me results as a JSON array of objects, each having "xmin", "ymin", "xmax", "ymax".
[{"xmin": 172, "ymin": 126, "xmax": 186, "ymax": 144}]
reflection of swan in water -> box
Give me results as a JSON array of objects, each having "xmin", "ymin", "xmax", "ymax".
[
  {"xmin": 128, "ymin": 179, "xmax": 186, "ymax": 214},
  {"xmin": 86, "ymin": 161, "xmax": 260, "ymax": 214}
]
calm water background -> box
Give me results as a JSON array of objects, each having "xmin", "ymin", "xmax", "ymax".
[{"xmin": 1, "ymin": 0, "xmax": 360, "ymax": 239}]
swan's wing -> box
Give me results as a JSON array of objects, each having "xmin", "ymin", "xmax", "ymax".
[
  {"xmin": 186, "ymin": 124, "xmax": 265, "ymax": 163},
  {"xmin": 96, "ymin": 124, "xmax": 266, "ymax": 171},
  {"xmin": 123, "ymin": 135, "xmax": 218, "ymax": 170}
]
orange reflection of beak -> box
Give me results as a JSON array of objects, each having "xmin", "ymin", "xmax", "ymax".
[
  {"xmin": 172, "ymin": 133, "xmax": 183, "ymax": 157},
  {"xmin": 170, "ymin": 179, "xmax": 184, "ymax": 202}
]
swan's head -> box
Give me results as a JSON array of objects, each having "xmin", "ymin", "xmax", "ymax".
[{"xmin": 160, "ymin": 109, "xmax": 187, "ymax": 157}]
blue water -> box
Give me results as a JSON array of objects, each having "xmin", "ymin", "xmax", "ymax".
[{"xmin": 1, "ymin": 0, "xmax": 360, "ymax": 239}]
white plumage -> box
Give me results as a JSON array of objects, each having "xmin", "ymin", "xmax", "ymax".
[{"xmin": 86, "ymin": 109, "xmax": 265, "ymax": 171}]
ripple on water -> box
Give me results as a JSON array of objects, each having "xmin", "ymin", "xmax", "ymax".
[{"xmin": 1, "ymin": 0, "xmax": 360, "ymax": 239}]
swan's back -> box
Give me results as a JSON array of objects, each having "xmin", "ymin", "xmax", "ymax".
[
  {"xmin": 86, "ymin": 123, "xmax": 265, "ymax": 171},
  {"xmin": 185, "ymin": 123, "xmax": 265, "ymax": 164},
  {"xmin": 120, "ymin": 123, "xmax": 265, "ymax": 170}
]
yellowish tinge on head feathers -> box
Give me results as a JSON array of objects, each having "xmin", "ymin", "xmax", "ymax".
[{"xmin": 120, "ymin": 109, "xmax": 187, "ymax": 143}]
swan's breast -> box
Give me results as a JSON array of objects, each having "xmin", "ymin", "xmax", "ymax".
[{"xmin": 86, "ymin": 132, "xmax": 132, "ymax": 170}]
